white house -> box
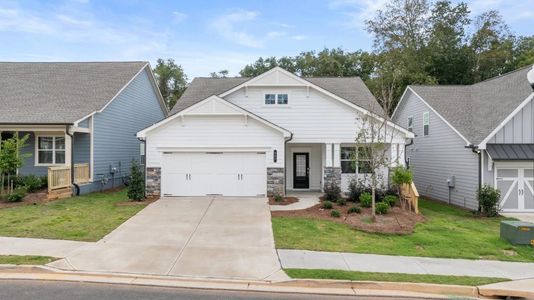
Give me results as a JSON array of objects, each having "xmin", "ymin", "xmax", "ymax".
[{"xmin": 137, "ymin": 67, "xmax": 413, "ymax": 197}]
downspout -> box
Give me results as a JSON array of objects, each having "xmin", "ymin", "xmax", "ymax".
[
  {"xmin": 404, "ymin": 138, "xmax": 414, "ymax": 168},
  {"xmin": 465, "ymin": 144, "xmax": 481, "ymax": 212},
  {"xmin": 65, "ymin": 125, "xmax": 79, "ymax": 196},
  {"xmin": 283, "ymin": 133, "xmax": 294, "ymax": 196}
]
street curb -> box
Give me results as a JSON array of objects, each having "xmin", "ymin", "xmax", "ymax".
[{"xmin": 0, "ymin": 266, "xmax": 483, "ymax": 299}]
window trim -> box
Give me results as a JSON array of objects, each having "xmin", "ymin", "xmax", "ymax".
[
  {"xmin": 35, "ymin": 134, "xmax": 67, "ymax": 166},
  {"xmin": 263, "ymin": 93, "xmax": 289, "ymax": 106},
  {"xmin": 407, "ymin": 116, "xmax": 413, "ymax": 132},
  {"xmin": 264, "ymin": 93, "xmax": 276, "ymax": 105},
  {"xmin": 340, "ymin": 146, "xmax": 372, "ymax": 175},
  {"xmin": 423, "ymin": 111, "xmax": 429, "ymax": 136}
]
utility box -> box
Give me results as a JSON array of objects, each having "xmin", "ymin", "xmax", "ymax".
[{"xmin": 500, "ymin": 221, "xmax": 534, "ymax": 245}]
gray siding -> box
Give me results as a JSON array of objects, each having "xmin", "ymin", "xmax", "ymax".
[
  {"xmin": 73, "ymin": 132, "xmax": 90, "ymax": 164},
  {"xmin": 93, "ymin": 68, "xmax": 165, "ymax": 185},
  {"xmin": 77, "ymin": 118, "xmax": 90, "ymax": 129},
  {"xmin": 489, "ymin": 98, "xmax": 534, "ymax": 144},
  {"xmin": 393, "ymin": 90, "xmax": 479, "ymax": 209},
  {"xmin": 482, "ymin": 150, "xmax": 494, "ymax": 186},
  {"xmin": 17, "ymin": 132, "xmax": 48, "ymax": 176}
]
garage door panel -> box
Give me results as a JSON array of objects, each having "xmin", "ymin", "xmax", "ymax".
[
  {"xmin": 241, "ymin": 174, "xmax": 266, "ymax": 196},
  {"xmin": 496, "ymin": 165, "xmax": 534, "ymax": 212},
  {"xmin": 498, "ymin": 180, "xmax": 518, "ymax": 210}
]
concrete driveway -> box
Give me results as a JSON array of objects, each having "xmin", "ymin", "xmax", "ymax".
[{"xmin": 48, "ymin": 197, "xmax": 284, "ymax": 280}]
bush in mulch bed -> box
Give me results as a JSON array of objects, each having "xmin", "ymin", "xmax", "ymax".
[{"xmin": 268, "ymin": 196, "xmax": 299, "ymax": 206}]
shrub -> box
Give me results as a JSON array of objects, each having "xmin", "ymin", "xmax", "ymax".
[
  {"xmin": 383, "ymin": 195, "xmax": 397, "ymax": 207},
  {"xmin": 336, "ymin": 198, "xmax": 347, "ymax": 206},
  {"xmin": 127, "ymin": 159, "xmax": 145, "ymax": 201},
  {"xmin": 7, "ymin": 187, "xmax": 27, "ymax": 202},
  {"xmin": 359, "ymin": 192, "xmax": 372, "ymax": 208},
  {"xmin": 274, "ymin": 194, "xmax": 284, "ymax": 202},
  {"xmin": 477, "ymin": 185, "xmax": 501, "ymax": 217},
  {"xmin": 391, "ymin": 166, "xmax": 413, "ymax": 186},
  {"xmin": 330, "ymin": 210, "xmax": 341, "ymax": 218},
  {"xmin": 322, "ymin": 201, "xmax": 333, "ymax": 209},
  {"xmin": 348, "ymin": 180, "xmax": 363, "ymax": 202},
  {"xmin": 21, "ymin": 175, "xmax": 42, "ymax": 193},
  {"xmin": 348, "ymin": 206, "xmax": 361, "ymax": 214},
  {"xmin": 39, "ymin": 176, "xmax": 48, "ymax": 188},
  {"xmin": 324, "ymin": 182, "xmax": 341, "ymax": 201},
  {"xmin": 375, "ymin": 202, "xmax": 389, "ymax": 215}
]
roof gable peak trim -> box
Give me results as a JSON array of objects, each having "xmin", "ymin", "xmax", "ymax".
[
  {"xmin": 137, "ymin": 95, "xmax": 292, "ymax": 138},
  {"xmin": 478, "ymin": 93, "xmax": 534, "ymax": 149},
  {"xmin": 404, "ymin": 87, "xmax": 471, "ymax": 145}
]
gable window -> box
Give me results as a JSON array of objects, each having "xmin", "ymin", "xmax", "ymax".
[
  {"xmin": 277, "ymin": 94, "xmax": 288, "ymax": 104},
  {"xmin": 37, "ymin": 136, "xmax": 65, "ymax": 165},
  {"xmin": 423, "ymin": 112, "xmax": 429, "ymax": 136},
  {"xmin": 407, "ymin": 116, "xmax": 413, "ymax": 132},
  {"xmin": 265, "ymin": 94, "xmax": 276, "ymax": 105},
  {"xmin": 340, "ymin": 146, "xmax": 372, "ymax": 174}
]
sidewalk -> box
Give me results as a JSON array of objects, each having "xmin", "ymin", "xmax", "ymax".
[
  {"xmin": 278, "ymin": 249, "xmax": 534, "ymax": 280},
  {"xmin": 0, "ymin": 237, "xmax": 92, "ymax": 258}
]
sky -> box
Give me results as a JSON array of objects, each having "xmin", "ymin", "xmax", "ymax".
[{"xmin": 0, "ymin": 0, "xmax": 533, "ymax": 78}]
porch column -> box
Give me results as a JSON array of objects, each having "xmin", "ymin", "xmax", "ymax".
[
  {"xmin": 323, "ymin": 143, "xmax": 341, "ymax": 190},
  {"xmin": 65, "ymin": 132, "xmax": 72, "ymax": 167},
  {"xmin": 325, "ymin": 143, "xmax": 332, "ymax": 167}
]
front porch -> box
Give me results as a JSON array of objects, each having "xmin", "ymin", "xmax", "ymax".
[{"xmin": 0, "ymin": 124, "xmax": 93, "ymax": 198}]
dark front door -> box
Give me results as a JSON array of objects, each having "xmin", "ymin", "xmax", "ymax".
[{"xmin": 293, "ymin": 153, "xmax": 309, "ymax": 189}]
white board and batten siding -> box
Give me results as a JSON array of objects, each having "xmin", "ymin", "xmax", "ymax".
[
  {"xmin": 393, "ymin": 90, "xmax": 479, "ymax": 209},
  {"xmin": 487, "ymin": 98, "xmax": 534, "ymax": 144}
]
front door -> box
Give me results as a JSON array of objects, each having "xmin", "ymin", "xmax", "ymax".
[{"xmin": 293, "ymin": 153, "xmax": 309, "ymax": 189}]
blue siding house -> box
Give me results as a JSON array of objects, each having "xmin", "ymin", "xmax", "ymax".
[{"xmin": 0, "ymin": 62, "xmax": 167, "ymax": 195}]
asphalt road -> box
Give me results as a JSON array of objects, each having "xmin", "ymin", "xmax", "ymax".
[{"xmin": 0, "ymin": 280, "xmax": 428, "ymax": 300}]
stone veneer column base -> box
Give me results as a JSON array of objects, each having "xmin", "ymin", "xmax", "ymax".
[
  {"xmin": 146, "ymin": 167, "xmax": 161, "ymax": 196},
  {"xmin": 267, "ymin": 167, "xmax": 285, "ymax": 196},
  {"xmin": 323, "ymin": 167, "xmax": 341, "ymax": 189}
]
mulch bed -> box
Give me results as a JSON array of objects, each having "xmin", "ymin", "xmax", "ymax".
[
  {"xmin": 115, "ymin": 195, "xmax": 159, "ymax": 206},
  {"xmin": 0, "ymin": 189, "xmax": 49, "ymax": 209},
  {"xmin": 272, "ymin": 201, "xmax": 426, "ymax": 234},
  {"xmin": 269, "ymin": 196, "xmax": 299, "ymax": 206}
]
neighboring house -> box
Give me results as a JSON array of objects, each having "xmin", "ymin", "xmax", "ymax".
[
  {"xmin": 392, "ymin": 66, "xmax": 534, "ymax": 212},
  {"xmin": 0, "ymin": 62, "xmax": 167, "ymax": 194},
  {"xmin": 137, "ymin": 67, "xmax": 413, "ymax": 197}
]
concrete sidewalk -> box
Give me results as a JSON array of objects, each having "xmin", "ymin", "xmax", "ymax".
[
  {"xmin": 0, "ymin": 237, "xmax": 91, "ymax": 258},
  {"xmin": 278, "ymin": 249, "xmax": 534, "ymax": 280}
]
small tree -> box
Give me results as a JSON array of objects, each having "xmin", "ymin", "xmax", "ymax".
[
  {"xmin": 0, "ymin": 134, "xmax": 30, "ymax": 194},
  {"xmin": 127, "ymin": 159, "xmax": 145, "ymax": 201},
  {"xmin": 391, "ymin": 166, "xmax": 413, "ymax": 208}
]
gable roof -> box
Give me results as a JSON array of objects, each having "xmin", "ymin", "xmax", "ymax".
[
  {"xmin": 0, "ymin": 61, "xmax": 161, "ymax": 124},
  {"xmin": 403, "ymin": 66, "xmax": 533, "ymax": 145},
  {"xmin": 170, "ymin": 74, "xmax": 384, "ymax": 115}
]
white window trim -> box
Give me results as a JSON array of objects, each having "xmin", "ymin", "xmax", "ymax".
[
  {"xmin": 422, "ymin": 111, "xmax": 429, "ymax": 136},
  {"xmin": 263, "ymin": 92, "xmax": 290, "ymax": 107},
  {"xmin": 340, "ymin": 146, "xmax": 372, "ymax": 175},
  {"xmin": 34, "ymin": 134, "xmax": 66, "ymax": 166},
  {"xmin": 407, "ymin": 115, "xmax": 413, "ymax": 132}
]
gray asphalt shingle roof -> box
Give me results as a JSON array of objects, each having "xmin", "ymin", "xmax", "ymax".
[
  {"xmin": 0, "ymin": 61, "xmax": 148, "ymax": 124},
  {"xmin": 410, "ymin": 66, "xmax": 533, "ymax": 145},
  {"xmin": 170, "ymin": 76, "xmax": 384, "ymax": 115}
]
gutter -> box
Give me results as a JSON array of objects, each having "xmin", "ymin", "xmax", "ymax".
[
  {"xmin": 283, "ymin": 133, "xmax": 294, "ymax": 196},
  {"xmin": 404, "ymin": 138, "xmax": 414, "ymax": 168},
  {"xmin": 65, "ymin": 125, "xmax": 79, "ymax": 196},
  {"xmin": 465, "ymin": 144, "xmax": 481, "ymax": 212}
]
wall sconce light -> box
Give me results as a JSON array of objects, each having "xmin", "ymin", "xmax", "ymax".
[{"xmin": 273, "ymin": 150, "xmax": 278, "ymax": 163}]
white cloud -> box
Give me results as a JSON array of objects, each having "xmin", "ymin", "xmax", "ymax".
[
  {"xmin": 328, "ymin": 0, "xmax": 390, "ymax": 29},
  {"xmin": 210, "ymin": 10, "xmax": 264, "ymax": 48},
  {"xmin": 292, "ymin": 35, "xmax": 308, "ymax": 41},
  {"xmin": 172, "ymin": 11, "xmax": 187, "ymax": 23}
]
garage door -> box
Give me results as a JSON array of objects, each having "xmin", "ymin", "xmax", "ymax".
[
  {"xmin": 161, "ymin": 152, "xmax": 266, "ymax": 196},
  {"xmin": 496, "ymin": 166, "xmax": 534, "ymax": 212}
]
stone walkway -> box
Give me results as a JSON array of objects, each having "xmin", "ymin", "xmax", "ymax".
[
  {"xmin": 278, "ymin": 249, "xmax": 534, "ymax": 280},
  {"xmin": 0, "ymin": 237, "xmax": 91, "ymax": 258},
  {"xmin": 270, "ymin": 192, "xmax": 321, "ymax": 211}
]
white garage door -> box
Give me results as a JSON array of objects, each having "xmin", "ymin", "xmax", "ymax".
[
  {"xmin": 496, "ymin": 166, "xmax": 534, "ymax": 212},
  {"xmin": 161, "ymin": 152, "xmax": 266, "ymax": 196}
]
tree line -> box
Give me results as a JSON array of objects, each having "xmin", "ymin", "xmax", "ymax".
[{"xmin": 153, "ymin": 0, "xmax": 534, "ymax": 113}]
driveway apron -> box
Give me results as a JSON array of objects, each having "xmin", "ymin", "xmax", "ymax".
[{"xmin": 48, "ymin": 197, "xmax": 282, "ymax": 280}]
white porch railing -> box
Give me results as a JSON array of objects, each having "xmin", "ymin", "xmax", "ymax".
[{"xmin": 48, "ymin": 163, "xmax": 90, "ymax": 192}]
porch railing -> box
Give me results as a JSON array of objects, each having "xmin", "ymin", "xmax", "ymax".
[
  {"xmin": 48, "ymin": 164, "xmax": 90, "ymax": 192},
  {"xmin": 401, "ymin": 182, "xmax": 419, "ymax": 214}
]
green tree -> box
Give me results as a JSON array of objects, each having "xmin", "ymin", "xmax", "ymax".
[
  {"xmin": 209, "ymin": 70, "xmax": 229, "ymax": 78},
  {"xmin": 127, "ymin": 159, "xmax": 145, "ymax": 201},
  {"xmin": 153, "ymin": 58, "xmax": 188, "ymax": 110},
  {"xmin": 513, "ymin": 36, "xmax": 534, "ymax": 68},
  {"xmin": 0, "ymin": 134, "xmax": 30, "ymax": 193}
]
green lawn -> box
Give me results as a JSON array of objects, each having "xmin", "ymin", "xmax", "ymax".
[
  {"xmin": 273, "ymin": 199, "xmax": 534, "ymax": 262},
  {"xmin": 285, "ymin": 269, "xmax": 509, "ymax": 286},
  {"xmin": 0, "ymin": 255, "xmax": 57, "ymax": 265},
  {"xmin": 0, "ymin": 189, "xmax": 147, "ymax": 242}
]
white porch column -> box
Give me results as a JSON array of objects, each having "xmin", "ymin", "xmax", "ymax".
[
  {"xmin": 390, "ymin": 143, "xmax": 398, "ymax": 167},
  {"xmin": 65, "ymin": 132, "xmax": 72, "ymax": 167},
  {"xmin": 333, "ymin": 143, "xmax": 341, "ymax": 168},
  {"xmin": 325, "ymin": 143, "xmax": 332, "ymax": 167}
]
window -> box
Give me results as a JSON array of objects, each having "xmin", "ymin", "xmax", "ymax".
[
  {"xmin": 340, "ymin": 146, "xmax": 372, "ymax": 174},
  {"xmin": 407, "ymin": 116, "xmax": 413, "ymax": 132},
  {"xmin": 37, "ymin": 136, "xmax": 65, "ymax": 165},
  {"xmin": 265, "ymin": 94, "xmax": 276, "ymax": 105},
  {"xmin": 423, "ymin": 112, "xmax": 429, "ymax": 136},
  {"xmin": 277, "ymin": 94, "xmax": 288, "ymax": 104}
]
